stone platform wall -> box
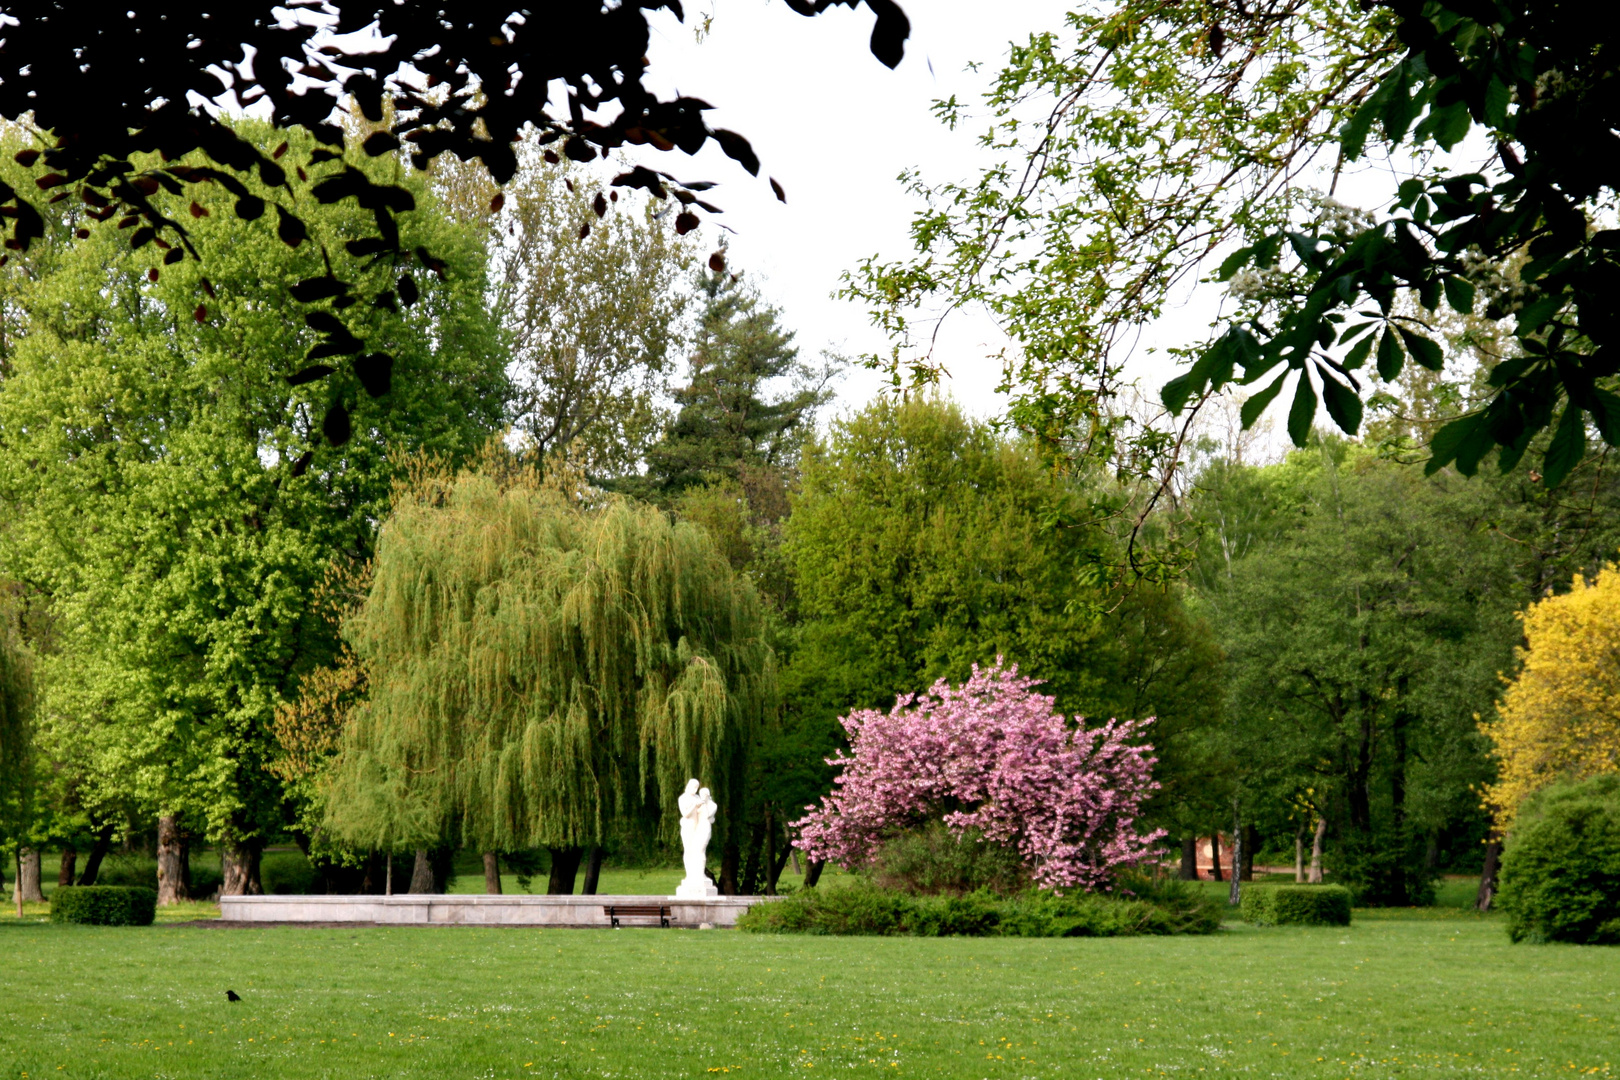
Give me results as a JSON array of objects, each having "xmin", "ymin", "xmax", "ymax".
[{"xmin": 218, "ymin": 893, "xmax": 770, "ymax": 927}]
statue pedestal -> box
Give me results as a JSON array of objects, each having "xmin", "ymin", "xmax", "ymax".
[{"xmin": 673, "ymin": 877, "xmax": 719, "ymax": 899}]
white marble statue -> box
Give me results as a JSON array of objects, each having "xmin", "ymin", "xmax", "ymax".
[{"xmin": 675, "ymin": 778, "xmax": 719, "ymax": 899}]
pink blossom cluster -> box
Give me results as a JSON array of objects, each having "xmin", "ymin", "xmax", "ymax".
[{"xmin": 794, "ymin": 661, "xmax": 1164, "ymax": 891}]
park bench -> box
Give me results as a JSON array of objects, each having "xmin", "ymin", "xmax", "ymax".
[{"xmin": 604, "ymin": 903, "xmax": 673, "ymax": 928}]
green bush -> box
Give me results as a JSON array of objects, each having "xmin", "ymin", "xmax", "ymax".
[
  {"xmin": 94, "ymin": 856, "xmax": 158, "ymax": 889},
  {"xmin": 871, "ymin": 823, "xmax": 1027, "ymax": 897},
  {"xmin": 909, "ymin": 894, "xmax": 1002, "ymax": 937},
  {"xmin": 50, "ymin": 886, "xmax": 157, "ymax": 926},
  {"xmin": 736, "ymin": 878, "xmax": 1219, "ymax": 938},
  {"xmin": 1498, "ymin": 775, "xmax": 1620, "ymax": 945},
  {"xmin": 1241, "ymin": 884, "xmax": 1353, "ymax": 926},
  {"xmin": 261, "ymin": 851, "xmax": 316, "ymax": 895}
]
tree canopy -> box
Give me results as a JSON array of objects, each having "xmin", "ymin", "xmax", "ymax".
[
  {"xmin": 321, "ymin": 463, "xmax": 777, "ymax": 863},
  {"xmin": 0, "ymin": 121, "xmax": 505, "ymax": 883},
  {"xmin": 1484, "ymin": 564, "xmax": 1620, "ymax": 831},
  {"xmin": 0, "ymin": 1, "xmax": 909, "ymax": 445},
  {"xmin": 852, "ymin": 0, "xmax": 1620, "ymax": 489}
]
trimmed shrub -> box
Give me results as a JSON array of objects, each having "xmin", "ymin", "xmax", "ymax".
[
  {"xmin": 261, "ymin": 851, "xmax": 316, "ymax": 895},
  {"xmin": 909, "ymin": 894, "xmax": 1002, "ymax": 937},
  {"xmin": 1241, "ymin": 884, "xmax": 1353, "ymax": 927},
  {"xmin": 1497, "ymin": 775, "xmax": 1620, "ymax": 945},
  {"xmin": 872, "ymin": 823, "xmax": 1027, "ymax": 897},
  {"xmin": 736, "ymin": 878, "xmax": 1219, "ymax": 937},
  {"xmin": 50, "ymin": 886, "xmax": 157, "ymax": 926}
]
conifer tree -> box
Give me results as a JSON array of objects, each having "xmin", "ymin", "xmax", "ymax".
[
  {"xmin": 644, "ymin": 271, "xmax": 828, "ymax": 496},
  {"xmin": 320, "ymin": 463, "xmax": 776, "ymax": 892}
]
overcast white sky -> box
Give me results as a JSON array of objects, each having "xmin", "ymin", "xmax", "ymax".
[{"xmin": 638, "ymin": 0, "xmax": 1076, "ymax": 418}]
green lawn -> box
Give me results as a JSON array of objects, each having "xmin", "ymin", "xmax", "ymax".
[{"xmin": 0, "ymin": 911, "xmax": 1613, "ymax": 1079}]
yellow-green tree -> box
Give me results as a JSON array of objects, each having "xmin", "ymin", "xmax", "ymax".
[
  {"xmin": 318, "ymin": 463, "xmax": 776, "ymax": 892},
  {"xmin": 1484, "ymin": 565, "xmax": 1620, "ymax": 829}
]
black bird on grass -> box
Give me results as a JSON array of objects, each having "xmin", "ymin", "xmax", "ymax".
[{"xmin": 225, "ymin": 990, "xmax": 241, "ymax": 1002}]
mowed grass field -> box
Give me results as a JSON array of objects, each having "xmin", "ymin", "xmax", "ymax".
[{"xmin": 0, "ymin": 910, "xmax": 1613, "ymax": 1079}]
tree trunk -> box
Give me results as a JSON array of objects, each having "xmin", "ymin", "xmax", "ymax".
[
  {"xmin": 767, "ymin": 841, "xmax": 794, "ymax": 894},
  {"xmin": 1308, "ymin": 818, "xmax": 1326, "ymax": 883},
  {"xmin": 15, "ymin": 847, "xmax": 45, "ymax": 903},
  {"xmin": 1178, "ymin": 836, "xmax": 1198, "ymax": 880},
  {"xmin": 384, "ymin": 852, "xmax": 393, "ymax": 895},
  {"xmin": 1350, "ymin": 693, "xmax": 1375, "ymax": 833},
  {"xmin": 1209, "ymin": 833, "xmax": 1223, "ymax": 882},
  {"xmin": 1294, "ymin": 826, "xmax": 1305, "ymax": 883},
  {"xmin": 739, "ymin": 820, "xmax": 766, "ymax": 896},
  {"xmin": 408, "ymin": 849, "xmax": 434, "ymax": 893},
  {"xmin": 220, "ymin": 840, "xmax": 263, "ymax": 896},
  {"xmin": 76, "ymin": 824, "xmax": 115, "ymax": 886},
  {"xmin": 803, "ymin": 859, "xmax": 824, "ymax": 888},
  {"xmin": 57, "ymin": 846, "xmax": 76, "ymax": 888},
  {"xmin": 1476, "ymin": 838, "xmax": 1501, "ymax": 912},
  {"xmin": 580, "ymin": 847, "xmax": 604, "ymax": 895},
  {"xmin": 719, "ymin": 836, "xmax": 740, "ymax": 896},
  {"xmin": 791, "ymin": 848, "xmax": 802, "ymax": 876},
  {"xmin": 546, "ymin": 847, "xmax": 582, "ymax": 895},
  {"xmin": 482, "ymin": 852, "xmax": 502, "ymax": 894},
  {"xmin": 179, "ymin": 834, "xmax": 194, "ymax": 896},
  {"xmin": 1241, "ymin": 824, "xmax": 1258, "ymax": 881},
  {"xmin": 156, "ymin": 815, "xmax": 190, "ymax": 906},
  {"xmin": 1228, "ymin": 819, "xmax": 1243, "ymax": 906}
]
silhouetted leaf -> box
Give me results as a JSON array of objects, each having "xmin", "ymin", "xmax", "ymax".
[
  {"xmin": 275, "ymin": 205, "xmax": 308, "ymax": 248},
  {"xmin": 1376, "ymin": 328, "xmax": 1404, "ymax": 380},
  {"xmin": 354, "ymin": 352, "xmax": 394, "ymax": 397},
  {"xmin": 675, "ymin": 212, "xmax": 698, "ymax": 234},
  {"xmin": 362, "ymin": 131, "xmax": 401, "ymax": 156},
  {"xmin": 290, "ymin": 277, "xmax": 346, "ymax": 302},
  {"xmin": 305, "ymin": 312, "xmax": 346, "ymax": 334},
  {"xmin": 234, "ymin": 195, "xmax": 265, "ymax": 221},
  {"xmin": 287, "ymin": 364, "xmax": 335, "ymax": 386},
  {"xmin": 12, "ymin": 148, "xmax": 39, "ymax": 167},
  {"xmin": 490, "ymin": 192, "xmax": 505, "ymax": 213},
  {"xmin": 397, "ymin": 273, "xmax": 419, "ymax": 306},
  {"xmin": 770, "ymin": 177, "xmax": 787, "ymax": 203},
  {"xmin": 709, "ymin": 250, "xmax": 726, "ymax": 273},
  {"xmin": 1287, "ymin": 368, "xmax": 1316, "ymax": 446},
  {"xmin": 1317, "ymin": 362, "xmax": 1363, "ymax": 434},
  {"xmin": 594, "ymin": 192, "xmax": 608, "ymax": 218},
  {"xmin": 1541, "ymin": 404, "xmax": 1586, "ymax": 488},
  {"xmin": 322, "ymin": 403, "xmax": 352, "ymax": 446}
]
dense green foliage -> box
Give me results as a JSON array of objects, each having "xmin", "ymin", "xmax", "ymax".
[
  {"xmin": 322, "ymin": 465, "xmax": 775, "ymax": 862},
  {"xmin": 48, "ymin": 886, "xmax": 156, "ymax": 926},
  {"xmin": 735, "ymin": 877, "xmax": 1220, "ymax": 937},
  {"xmin": 0, "ymin": 121, "xmax": 506, "ymax": 872},
  {"xmin": 644, "ymin": 272, "xmax": 826, "ymax": 496},
  {"xmin": 853, "ymin": 0, "xmax": 1620, "ymax": 489},
  {"xmin": 1497, "ymin": 775, "xmax": 1620, "ymax": 945},
  {"xmin": 1241, "ymin": 885, "xmax": 1354, "ymax": 927}
]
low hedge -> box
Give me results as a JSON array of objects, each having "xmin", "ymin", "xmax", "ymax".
[
  {"xmin": 1240, "ymin": 884, "xmax": 1352, "ymax": 927},
  {"xmin": 737, "ymin": 878, "xmax": 1220, "ymax": 938},
  {"xmin": 50, "ymin": 886, "xmax": 157, "ymax": 926}
]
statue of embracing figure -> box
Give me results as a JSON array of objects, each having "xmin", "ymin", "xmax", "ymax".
[{"xmin": 675, "ymin": 778, "xmax": 719, "ymax": 899}]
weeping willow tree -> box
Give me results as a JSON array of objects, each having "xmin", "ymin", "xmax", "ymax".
[{"xmin": 320, "ymin": 464, "xmax": 775, "ymax": 889}]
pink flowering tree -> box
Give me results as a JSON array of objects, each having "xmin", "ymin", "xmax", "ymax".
[{"xmin": 794, "ymin": 661, "xmax": 1164, "ymax": 891}]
